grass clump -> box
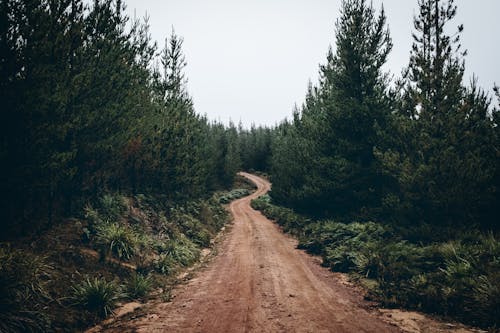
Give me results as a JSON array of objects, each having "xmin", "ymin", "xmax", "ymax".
[
  {"xmin": 83, "ymin": 193, "xmax": 127, "ymax": 227},
  {"xmin": 151, "ymin": 236, "xmax": 200, "ymax": 275},
  {"xmin": 126, "ymin": 273, "xmax": 152, "ymax": 300},
  {"xmin": 161, "ymin": 236, "xmax": 200, "ymax": 267},
  {"xmin": 72, "ymin": 277, "xmax": 123, "ymax": 318},
  {"xmin": 172, "ymin": 212, "xmax": 211, "ymax": 247},
  {"xmin": 94, "ymin": 222, "xmax": 138, "ymax": 260}
]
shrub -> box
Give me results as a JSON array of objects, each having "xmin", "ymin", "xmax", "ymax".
[
  {"xmin": 94, "ymin": 222, "xmax": 138, "ymax": 260},
  {"xmin": 72, "ymin": 277, "xmax": 123, "ymax": 318},
  {"xmin": 198, "ymin": 200, "xmax": 228, "ymax": 233},
  {"xmin": 189, "ymin": 228, "xmax": 211, "ymax": 247},
  {"xmin": 323, "ymin": 246, "xmax": 360, "ymax": 272}
]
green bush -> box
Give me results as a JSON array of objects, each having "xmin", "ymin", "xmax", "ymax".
[
  {"xmin": 72, "ymin": 277, "xmax": 123, "ymax": 318},
  {"xmin": 473, "ymin": 274, "xmax": 500, "ymax": 326},
  {"xmin": 323, "ymin": 245, "xmax": 360, "ymax": 272},
  {"xmin": 251, "ymin": 195, "xmax": 309, "ymax": 236},
  {"xmin": 83, "ymin": 193, "xmax": 127, "ymax": 232},
  {"xmin": 0, "ymin": 246, "xmax": 51, "ymax": 332},
  {"xmin": 199, "ymin": 200, "xmax": 228, "ymax": 232},
  {"xmin": 94, "ymin": 222, "xmax": 138, "ymax": 260}
]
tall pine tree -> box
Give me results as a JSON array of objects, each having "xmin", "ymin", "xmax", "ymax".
[{"xmin": 271, "ymin": 0, "xmax": 393, "ymax": 218}]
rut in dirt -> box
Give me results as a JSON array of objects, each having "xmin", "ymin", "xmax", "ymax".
[{"xmin": 98, "ymin": 173, "xmax": 401, "ymax": 333}]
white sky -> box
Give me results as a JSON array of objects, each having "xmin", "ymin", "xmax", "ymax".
[{"xmin": 123, "ymin": 0, "xmax": 500, "ymax": 127}]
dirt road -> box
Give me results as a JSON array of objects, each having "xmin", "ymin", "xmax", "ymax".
[{"xmin": 100, "ymin": 172, "xmax": 401, "ymax": 332}]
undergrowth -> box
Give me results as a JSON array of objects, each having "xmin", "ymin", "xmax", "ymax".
[
  {"xmin": 218, "ymin": 188, "xmax": 251, "ymax": 204},
  {"xmin": 94, "ymin": 222, "xmax": 139, "ymax": 260},
  {"xmin": 0, "ymin": 187, "xmax": 238, "ymax": 332},
  {"xmin": 126, "ymin": 273, "xmax": 152, "ymax": 300},
  {"xmin": 251, "ymin": 195, "xmax": 500, "ymax": 330},
  {"xmin": 0, "ymin": 245, "xmax": 51, "ymax": 333},
  {"xmin": 71, "ymin": 277, "xmax": 123, "ymax": 318}
]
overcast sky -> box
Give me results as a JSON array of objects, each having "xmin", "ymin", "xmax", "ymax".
[{"xmin": 123, "ymin": 0, "xmax": 500, "ymax": 127}]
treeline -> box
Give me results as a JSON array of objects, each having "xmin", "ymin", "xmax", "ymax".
[
  {"xmin": 0, "ymin": 0, "xmax": 241, "ymax": 238},
  {"xmin": 266, "ymin": 0, "xmax": 499, "ymax": 230},
  {"xmin": 1, "ymin": 0, "xmax": 498, "ymax": 237}
]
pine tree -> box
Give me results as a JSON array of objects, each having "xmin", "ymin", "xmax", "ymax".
[
  {"xmin": 278, "ymin": 0, "xmax": 393, "ymax": 217},
  {"xmin": 380, "ymin": 0, "xmax": 499, "ymax": 227}
]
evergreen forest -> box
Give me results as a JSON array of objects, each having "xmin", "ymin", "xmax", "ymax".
[{"xmin": 1, "ymin": 0, "xmax": 499, "ymax": 331}]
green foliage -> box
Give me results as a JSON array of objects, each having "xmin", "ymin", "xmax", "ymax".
[
  {"xmin": 473, "ymin": 275, "xmax": 500, "ymax": 326},
  {"xmin": 71, "ymin": 277, "xmax": 124, "ymax": 318},
  {"xmin": 375, "ymin": 0, "xmax": 498, "ymax": 228},
  {"xmin": 267, "ymin": 0, "xmax": 499, "ymax": 230},
  {"xmin": 1, "ymin": 0, "xmax": 498, "ymax": 329},
  {"xmin": 270, "ymin": 0, "xmax": 393, "ymax": 219},
  {"xmin": 1, "ymin": 0, "xmax": 243, "ymax": 239},
  {"xmin": 94, "ymin": 222, "xmax": 138, "ymax": 260},
  {"xmin": 178, "ymin": 215, "xmax": 211, "ymax": 247},
  {"xmin": 238, "ymin": 125, "xmax": 273, "ymax": 172},
  {"xmin": 84, "ymin": 205, "xmax": 102, "ymax": 225},
  {"xmin": 219, "ymin": 188, "xmax": 251, "ymax": 204},
  {"xmin": 259, "ymin": 3, "xmax": 499, "ymax": 328},
  {"xmin": 161, "ymin": 237, "xmax": 200, "ymax": 267},
  {"xmin": 252, "ymin": 198, "xmax": 500, "ymax": 329},
  {"xmin": 252, "ymin": 195, "xmax": 310, "ymax": 236},
  {"xmin": 0, "ymin": 246, "xmax": 51, "ymax": 332},
  {"xmin": 198, "ymin": 199, "xmax": 229, "ymax": 232},
  {"xmin": 126, "ymin": 273, "xmax": 152, "ymax": 300},
  {"xmin": 98, "ymin": 194, "xmax": 127, "ymax": 221},
  {"xmin": 153, "ymin": 253, "xmax": 177, "ymax": 275}
]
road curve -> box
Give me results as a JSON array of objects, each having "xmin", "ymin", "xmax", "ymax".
[{"xmin": 100, "ymin": 172, "xmax": 401, "ymax": 333}]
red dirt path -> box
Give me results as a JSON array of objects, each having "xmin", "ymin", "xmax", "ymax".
[{"xmin": 94, "ymin": 172, "xmax": 407, "ymax": 332}]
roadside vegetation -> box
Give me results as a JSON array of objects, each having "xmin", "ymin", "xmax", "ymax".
[
  {"xmin": 0, "ymin": 0, "xmax": 248, "ymax": 330},
  {"xmin": 252, "ymin": 196, "xmax": 500, "ymax": 329},
  {"xmin": 0, "ymin": 186, "xmax": 250, "ymax": 332},
  {"xmin": 246, "ymin": 0, "xmax": 499, "ymax": 330}
]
